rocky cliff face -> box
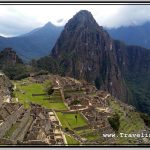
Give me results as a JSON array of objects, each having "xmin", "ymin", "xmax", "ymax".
[
  {"xmin": 114, "ymin": 40, "xmax": 150, "ymax": 112},
  {"xmin": 114, "ymin": 40, "xmax": 150, "ymax": 75},
  {"xmin": 51, "ymin": 10, "xmax": 129, "ymax": 102},
  {"xmin": 0, "ymin": 48, "xmax": 23, "ymax": 67}
]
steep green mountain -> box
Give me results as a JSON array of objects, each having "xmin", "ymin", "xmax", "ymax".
[
  {"xmin": 0, "ymin": 48, "xmax": 23, "ymax": 67},
  {"xmin": 0, "ymin": 48, "xmax": 30, "ymax": 80},
  {"xmin": 51, "ymin": 10, "xmax": 129, "ymax": 103},
  {"xmin": 114, "ymin": 40, "xmax": 150, "ymax": 113}
]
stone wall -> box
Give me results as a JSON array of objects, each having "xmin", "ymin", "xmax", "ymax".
[
  {"xmin": 17, "ymin": 116, "xmax": 33, "ymax": 142},
  {"xmin": 0, "ymin": 138, "xmax": 15, "ymax": 145},
  {"xmin": 23, "ymin": 140, "xmax": 49, "ymax": 145},
  {"xmin": 0, "ymin": 105, "xmax": 24, "ymax": 138},
  {"xmin": 10, "ymin": 110, "xmax": 31, "ymax": 141}
]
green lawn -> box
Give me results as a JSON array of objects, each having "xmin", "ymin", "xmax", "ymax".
[
  {"xmin": 14, "ymin": 80, "xmax": 67, "ymax": 110},
  {"xmin": 56, "ymin": 112, "xmax": 87, "ymax": 129},
  {"xmin": 83, "ymin": 133, "xmax": 100, "ymax": 141},
  {"xmin": 65, "ymin": 134, "xmax": 80, "ymax": 145}
]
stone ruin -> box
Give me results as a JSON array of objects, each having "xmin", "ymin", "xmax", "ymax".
[
  {"xmin": 0, "ymin": 74, "xmax": 12, "ymax": 107},
  {"xmin": 0, "ymin": 102, "xmax": 66, "ymax": 145},
  {"xmin": 48, "ymin": 74, "xmax": 97, "ymax": 94},
  {"xmin": 53, "ymin": 74, "xmax": 116, "ymax": 144},
  {"xmin": 29, "ymin": 74, "xmax": 116, "ymax": 144}
]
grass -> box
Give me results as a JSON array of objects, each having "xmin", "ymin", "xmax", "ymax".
[
  {"xmin": 76, "ymin": 129, "xmax": 101, "ymax": 141},
  {"xmin": 14, "ymin": 80, "xmax": 67, "ymax": 110},
  {"xmin": 76, "ymin": 129, "xmax": 92, "ymax": 135},
  {"xmin": 83, "ymin": 132, "xmax": 100, "ymax": 141},
  {"xmin": 65, "ymin": 134, "xmax": 80, "ymax": 145},
  {"xmin": 109, "ymin": 99, "xmax": 145, "ymax": 144},
  {"xmin": 56, "ymin": 112, "xmax": 87, "ymax": 129},
  {"xmin": 4, "ymin": 122, "xmax": 20, "ymax": 138}
]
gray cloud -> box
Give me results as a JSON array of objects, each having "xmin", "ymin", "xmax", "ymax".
[
  {"xmin": 57, "ymin": 19, "xmax": 64, "ymax": 23},
  {"xmin": 0, "ymin": 6, "xmax": 41, "ymax": 37},
  {"xmin": 1, "ymin": 5, "xmax": 150, "ymax": 37},
  {"xmin": 102, "ymin": 5, "xmax": 150, "ymax": 28}
]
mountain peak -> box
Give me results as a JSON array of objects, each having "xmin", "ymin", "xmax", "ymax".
[
  {"xmin": 44, "ymin": 22, "xmax": 56, "ymax": 28},
  {"xmin": 65, "ymin": 10, "xmax": 98, "ymax": 31},
  {"xmin": 75, "ymin": 10, "xmax": 93, "ymax": 17}
]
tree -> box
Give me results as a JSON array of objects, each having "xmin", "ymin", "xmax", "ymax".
[
  {"xmin": 75, "ymin": 115, "xmax": 78, "ymax": 123},
  {"xmin": 43, "ymin": 80, "xmax": 54, "ymax": 98},
  {"xmin": 94, "ymin": 76, "xmax": 102, "ymax": 90},
  {"xmin": 2, "ymin": 64, "xmax": 29, "ymax": 80},
  {"xmin": 108, "ymin": 113, "xmax": 120, "ymax": 132}
]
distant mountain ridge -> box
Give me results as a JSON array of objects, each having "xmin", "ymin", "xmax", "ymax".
[
  {"xmin": 0, "ymin": 22, "xmax": 63, "ymax": 61},
  {"xmin": 107, "ymin": 22, "xmax": 150, "ymax": 49},
  {"xmin": 1, "ymin": 20, "xmax": 150, "ymax": 62}
]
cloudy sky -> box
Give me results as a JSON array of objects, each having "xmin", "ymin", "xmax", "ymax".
[{"xmin": 1, "ymin": 5, "xmax": 150, "ymax": 37}]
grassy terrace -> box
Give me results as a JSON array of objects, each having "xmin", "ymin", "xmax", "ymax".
[
  {"xmin": 75, "ymin": 128, "xmax": 101, "ymax": 142},
  {"xmin": 4, "ymin": 122, "xmax": 20, "ymax": 138},
  {"xmin": 109, "ymin": 99, "xmax": 145, "ymax": 144},
  {"xmin": 57, "ymin": 86, "xmax": 100, "ymax": 143},
  {"xmin": 65, "ymin": 134, "xmax": 80, "ymax": 145},
  {"xmin": 56, "ymin": 112, "xmax": 87, "ymax": 129},
  {"xmin": 13, "ymin": 78, "xmax": 100, "ymax": 144},
  {"xmin": 14, "ymin": 79, "xmax": 67, "ymax": 110}
]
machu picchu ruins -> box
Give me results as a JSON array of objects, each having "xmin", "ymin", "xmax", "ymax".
[{"xmin": 0, "ymin": 73, "xmax": 150, "ymax": 146}]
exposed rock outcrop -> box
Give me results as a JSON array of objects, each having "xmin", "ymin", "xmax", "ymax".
[{"xmin": 0, "ymin": 48, "xmax": 23, "ymax": 67}]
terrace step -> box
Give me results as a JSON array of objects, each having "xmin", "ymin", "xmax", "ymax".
[{"xmin": 10, "ymin": 110, "xmax": 31, "ymax": 141}]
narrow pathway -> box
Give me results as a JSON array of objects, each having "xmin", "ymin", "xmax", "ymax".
[
  {"xmin": 13, "ymin": 83, "xmax": 17, "ymax": 90},
  {"xmin": 101, "ymin": 94, "xmax": 110, "ymax": 100},
  {"xmin": 56, "ymin": 79, "xmax": 70, "ymax": 110},
  {"xmin": 70, "ymin": 106, "xmax": 89, "ymax": 112}
]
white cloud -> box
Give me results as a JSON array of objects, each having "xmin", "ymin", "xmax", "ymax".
[{"xmin": 0, "ymin": 5, "xmax": 150, "ymax": 37}]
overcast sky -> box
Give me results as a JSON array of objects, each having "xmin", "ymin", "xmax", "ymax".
[{"xmin": 1, "ymin": 5, "xmax": 150, "ymax": 37}]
